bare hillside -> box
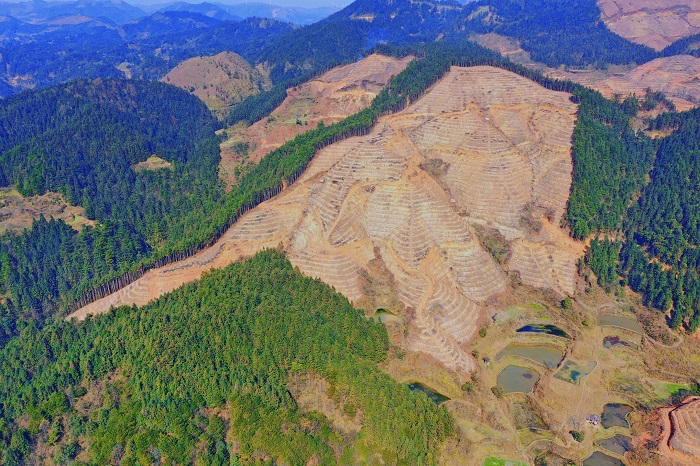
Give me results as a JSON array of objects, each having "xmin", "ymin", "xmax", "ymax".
[
  {"xmin": 218, "ymin": 54, "xmax": 414, "ymax": 186},
  {"xmin": 0, "ymin": 188, "xmax": 93, "ymax": 233},
  {"xmin": 162, "ymin": 51, "xmax": 271, "ymax": 115},
  {"xmin": 474, "ymin": 33, "xmax": 700, "ymax": 111},
  {"xmin": 599, "ymin": 0, "xmax": 700, "ymax": 51},
  {"xmin": 550, "ymin": 55, "xmax": 700, "ymax": 111},
  {"xmin": 70, "ymin": 66, "xmax": 582, "ymax": 373}
]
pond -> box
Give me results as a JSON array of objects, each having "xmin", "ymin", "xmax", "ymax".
[
  {"xmin": 601, "ymin": 403, "xmax": 634, "ymax": 429},
  {"xmin": 408, "ymin": 382, "xmax": 449, "ymax": 405},
  {"xmin": 582, "ymin": 451, "xmax": 624, "ymax": 466},
  {"xmin": 595, "ymin": 434, "xmax": 632, "ymax": 456},
  {"xmin": 497, "ymin": 365, "xmax": 540, "ymax": 394},
  {"xmin": 516, "ymin": 324, "xmax": 570, "ymax": 338},
  {"xmin": 495, "ymin": 345, "xmax": 564, "ymax": 369},
  {"xmin": 603, "ymin": 336, "xmax": 638, "ymax": 350},
  {"xmin": 554, "ymin": 360, "xmax": 597, "ymax": 385},
  {"xmin": 598, "ymin": 315, "xmax": 645, "ymax": 334}
]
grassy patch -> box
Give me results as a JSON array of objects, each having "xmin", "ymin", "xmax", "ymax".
[
  {"xmin": 484, "ymin": 457, "xmax": 528, "ymax": 466},
  {"xmin": 653, "ymin": 381, "xmax": 690, "ymax": 401},
  {"xmin": 493, "ymin": 302, "xmax": 547, "ymax": 324},
  {"xmin": 132, "ymin": 155, "xmax": 173, "ymax": 171}
]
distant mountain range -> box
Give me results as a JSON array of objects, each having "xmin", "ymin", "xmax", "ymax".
[{"xmin": 0, "ymin": 0, "xmax": 338, "ymax": 26}]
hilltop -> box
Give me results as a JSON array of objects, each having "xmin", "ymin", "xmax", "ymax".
[{"xmin": 162, "ymin": 51, "xmax": 271, "ymax": 117}]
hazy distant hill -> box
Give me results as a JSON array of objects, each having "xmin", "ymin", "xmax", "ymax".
[
  {"xmin": 0, "ymin": 0, "xmax": 145, "ymax": 25},
  {"xmin": 156, "ymin": 1, "xmax": 242, "ymax": 21}
]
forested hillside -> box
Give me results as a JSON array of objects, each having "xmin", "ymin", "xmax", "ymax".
[
  {"xmin": 0, "ymin": 0, "xmax": 670, "ymax": 97},
  {"xmin": 575, "ymin": 100, "xmax": 700, "ymax": 332},
  {"xmin": 0, "ymin": 79, "xmax": 223, "ymax": 342},
  {"xmin": 0, "ymin": 249, "xmax": 453, "ymax": 465},
  {"xmin": 0, "ymin": 15, "xmax": 293, "ymax": 96}
]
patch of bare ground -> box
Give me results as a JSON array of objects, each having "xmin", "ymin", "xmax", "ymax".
[
  {"xmin": 472, "ymin": 33, "xmax": 700, "ymax": 112},
  {"xmin": 0, "ymin": 187, "xmax": 94, "ymax": 233},
  {"xmin": 650, "ymin": 396, "xmax": 700, "ymax": 464},
  {"xmin": 71, "ymin": 66, "xmax": 582, "ymax": 379},
  {"xmin": 162, "ymin": 51, "xmax": 271, "ymax": 117},
  {"xmin": 287, "ymin": 373, "xmax": 363, "ymax": 436},
  {"xmin": 599, "ymin": 0, "xmax": 700, "ymax": 51},
  {"xmin": 132, "ymin": 155, "xmax": 173, "ymax": 171},
  {"xmin": 218, "ymin": 53, "xmax": 414, "ymax": 187},
  {"xmin": 549, "ymin": 55, "xmax": 700, "ymax": 111}
]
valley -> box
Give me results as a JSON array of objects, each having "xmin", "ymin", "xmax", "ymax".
[{"xmin": 4, "ymin": 0, "xmax": 700, "ymax": 464}]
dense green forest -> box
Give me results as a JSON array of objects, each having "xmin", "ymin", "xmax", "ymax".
[
  {"xmin": 0, "ymin": 79, "xmax": 224, "ymax": 343},
  {"xmin": 579, "ymin": 105, "xmax": 700, "ymax": 332},
  {"xmin": 0, "ymin": 249, "xmax": 453, "ymax": 465},
  {"xmin": 466, "ymin": 0, "xmax": 656, "ymax": 68},
  {"xmin": 564, "ymin": 89, "xmax": 658, "ymax": 239}
]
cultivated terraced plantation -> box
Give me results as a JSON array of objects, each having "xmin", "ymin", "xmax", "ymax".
[
  {"xmin": 660, "ymin": 396, "xmax": 700, "ymax": 464},
  {"xmin": 598, "ymin": 0, "xmax": 700, "ymax": 50},
  {"xmin": 72, "ymin": 65, "xmax": 582, "ymax": 373},
  {"xmin": 218, "ymin": 53, "xmax": 413, "ymax": 186}
]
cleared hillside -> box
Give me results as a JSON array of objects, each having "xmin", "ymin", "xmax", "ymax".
[
  {"xmin": 473, "ymin": 33, "xmax": 699, "ymax": 111},
  {"xmin": 599, "ymin": 0, "xmax": 700, "ymax": 50},
  {"xmin": 0, "ymin": 188, "xmax": 93, "ymax": 234},
  {"xmin": 218, "ymin": 53, "xmax": 413, "ymax": 186},
  {"xmin": 162, "ymin": 51, "xmax": 271, "ymax": 116},
  {"xmin": 550, "ymin": 55, "xmax": 700, "ymax": 111},
  {"xmin": 71, "ymin": 66, "xmax": 582, "ymax": 374}
]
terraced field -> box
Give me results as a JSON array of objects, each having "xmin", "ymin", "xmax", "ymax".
[
  {"xmin": 599, "ymin": 0, "xmax": 700, "ymax": 50},
  {"xmin": 71, "ymin": 66, "xmax": 583, "ymax": 374},
  {"xmin": 219, "ymin": 53, "xmax": 413, "ymax": 186},
  {"xmin": 663, "ymin": 396, "xmax": 700, "ymax": 463}
]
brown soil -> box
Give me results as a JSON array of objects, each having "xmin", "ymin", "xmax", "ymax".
[
  {"xmin": 162, "ymin": 51, "xmax": 271, "ymax": 116},
  {"xmin": 473, "ymin": 33, "xmax": 700, "ymax": 111},
  {"xmin": 132, "ymin": 155, "xmax": 173, "ymax": 171},
  {"xmin": 656, "ymin": 396, "xmax": 700, "ymax": 464},
  {"xmin": 70, "ymin": 66, "xmax": 582, "ymax": 376},
  {"xmin": 218, "ymin": 53, "xmax": 414, "ymax": 187},
  {"xmin": 549, "ymin": 55, "xmax": 700, "ymax": 111},
  {"xmin": 599, "ymin": 0, "xmax": 700, "ymax": 51},
  {"xmin": 0, "ymin": 187, "xmax": 94, "ymax": 233}
]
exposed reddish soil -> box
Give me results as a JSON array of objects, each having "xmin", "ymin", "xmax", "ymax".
[
  {"xmin": 549, "ymin": 55, "xmax": 700, "ymax": 111},
  {"xmin": 473, "ymin": 33, "xmax": 700, "ymax": 111},
  {"xmin": 656, "ymin": 396, "xmax": 700, "ymax": 464}
]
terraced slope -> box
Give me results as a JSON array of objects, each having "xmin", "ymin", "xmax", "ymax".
[
  {"xmin": 218, "ymin": 53, "xmax": 413, "ymax": 186},
  {"xmin": 599, "ymin": 0, "xmax": 700, "ymax": 50},
  {"xmin": 71, "ymin": 66, "xmax": 582, "ymax": 373},
  {"xmin": 162, "ymin": 51, "xmax": 271, "ymax": 115},
  {"xmin": 550, "ymin": 55, "xmax": 700, "ymax": 111},
  {"xmin": 658, "ymin": 396, "xmax": 700, "ymax": 463}
]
